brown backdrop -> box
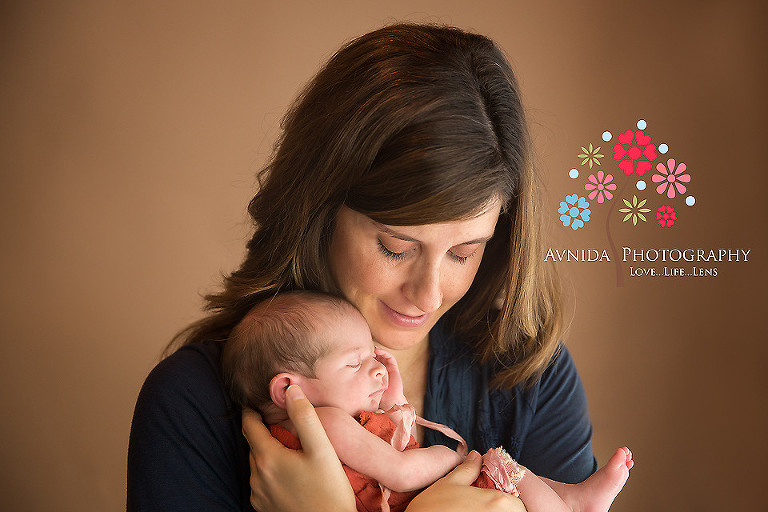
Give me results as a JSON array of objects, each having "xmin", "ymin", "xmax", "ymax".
[{"xmin": 2, "ymin": 1, "xmax": 766, "ymax": 511}]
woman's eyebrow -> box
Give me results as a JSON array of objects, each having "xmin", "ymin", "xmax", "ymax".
[
  {"xmin": 375, "ymin": 222, "xmax": 494, "ymax": 245},
  {"xmin": 377, "ymin": 224, "xmax": 419, "ymax": 242},
  {"xmin": 455, "ymin": 236, "xmax": 493, "ymax": 246}
]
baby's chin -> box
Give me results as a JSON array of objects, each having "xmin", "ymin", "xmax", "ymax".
[{"xmin": 355, "ymin": 401, "xmax": 383, "ymax": 416}]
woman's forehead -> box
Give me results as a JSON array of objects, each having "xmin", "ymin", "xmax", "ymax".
[{"xmin": 346, "ymin": 198, "xmax": 501, "ymax": 241}]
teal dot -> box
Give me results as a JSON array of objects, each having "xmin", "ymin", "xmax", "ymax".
[
  {"xmin": 569, "ymin": 206, "xmax": 580, "ymax": 217},
  {"xmin": 659, "ymin": 143, "xmax": 669, "ymax": 154},
  {"xmin": 569, "ymin": 168, "xmax": 579, "ymax": 179},
  {"xmin": 636, "ymin": 180, "xmax": 646, "ymax": 190},
  {"xmin": 686, "ymin": 196, "xmax": 695, "ymax": 206},
  {"xmin": 637, "ymin": 119, "xmax": 647, "ymax": 130},
  {"xmin": 602, "ymin": 131, "xmax": 612, "ymax": 142}
]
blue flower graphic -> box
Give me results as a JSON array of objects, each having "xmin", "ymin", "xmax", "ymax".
[{"xmin": 558, "ymin": 194, "xmax": 591, "ymax": 230}]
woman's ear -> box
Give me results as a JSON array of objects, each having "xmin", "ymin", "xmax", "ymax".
[{"xmin": 269, "ymin": 373, "xmax": 302, "ymax": 410}]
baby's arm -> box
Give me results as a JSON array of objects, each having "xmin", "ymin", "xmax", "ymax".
[{"xmin": 316, "ymin": 406, "xmax": 464, "ymax": 492}]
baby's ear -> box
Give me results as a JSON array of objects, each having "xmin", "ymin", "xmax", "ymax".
[{"xmin": 269, "ymin": 373, "xmax": 301, "ymax": 410}]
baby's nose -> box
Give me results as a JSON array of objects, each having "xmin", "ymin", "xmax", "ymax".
[{"xmin": 371, "ymin": 359, "xmax": 386, "ymax": 378}]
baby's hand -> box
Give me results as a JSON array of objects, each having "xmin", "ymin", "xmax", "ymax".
[{"xmin": 375, "ymin": 348, "xmax": 406, "ymax": 409}]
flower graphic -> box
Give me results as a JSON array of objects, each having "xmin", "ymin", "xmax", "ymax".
[
  {"xmin": 652, "ymin": 158, "xmax": 690, "ymax": 199},
  {"xmin": 584, "ymin": 171, "xmax": 617, "ymax": 203},
  {"xmin": 612, "ymin": 129, "xmax": 657, "ymax": 176},
  {"xmin": 556, "ymin": 120, "xmax": 697, "ymax": 286},
  {"xmin": 558, "ymin": 194, "xmax": 591, "ymax": 230},
  {"xmin": 578, "ymin": 143, "xmax": 604, "ymax": 169},
  {"xmin": 656, "ymin": 205, "xmax": 677, "ymax": 227},
  {"xmin": 618, "ymin": 195, "xmax": 651, "ymax": 226}
]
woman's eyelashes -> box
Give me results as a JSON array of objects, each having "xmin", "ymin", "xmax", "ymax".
[
  {"xmin": 377, "ymin": 239, "xmax": 408, "ymax": 261},
  {"xmin": 447, "ymin": 252, "xmax": 469, "ymax": 264},
  {"xmin": 377, "ymin": 238, "xmax": 476, "ymax": 265}
]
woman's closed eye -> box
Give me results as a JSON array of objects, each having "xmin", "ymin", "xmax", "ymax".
[
  {"xmin": 378, "ymin": 238, "xmax": 480, "ymax": 265},
  {"xmin": 447, "ymin": 245, "xmax": 481, "ymax": 265},
  {"xmin": 447, "ymin": 251, "xmax": 469, "ymax": 264},
  {"xmin": 377, "ymin": 239, "xmax": 410, "ymax": 261}
]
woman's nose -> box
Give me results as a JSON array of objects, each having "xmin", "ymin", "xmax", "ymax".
[{"xmin": 403, "ymin": 261, "xmax": 443, "ymax": 313}]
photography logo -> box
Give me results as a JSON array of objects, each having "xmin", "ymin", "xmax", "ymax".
[
  {"xmin": 557, "ymin": 118, "xmax": 694, "ymax": 234},
  {"xmin": 552, "ymin": 119, "xmax": 751, "ymax": 285}
]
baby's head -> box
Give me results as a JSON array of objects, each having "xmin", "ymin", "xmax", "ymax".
[{"xmin": 223, "ymin": 290, "xmax": 388, "ymax": 418}]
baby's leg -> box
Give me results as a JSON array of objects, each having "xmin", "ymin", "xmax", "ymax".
[
  {"xmin": 543, "ymin": 447, "xmax": 633, "ymax": 512},
  {"xmin": 478, "ymin": 449, "xmax": 570, "ymax": 511},
  {"xmin": 513, "ymin": 467, "xmax": 573, "ymax": 512}
]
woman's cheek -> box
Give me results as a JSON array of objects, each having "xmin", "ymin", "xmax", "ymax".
[{"xmin": 451, "ymin": 262, "xmax": 484, "ymax": 301}]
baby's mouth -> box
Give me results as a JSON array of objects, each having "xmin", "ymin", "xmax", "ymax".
[{"xmin": 369, "ymin": 387, "xmax": 386, "ymax": 398}]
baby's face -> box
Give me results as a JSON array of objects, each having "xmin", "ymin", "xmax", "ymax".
[{"xmin": 298, "ymin": 311, "xmax": 388, "ymax": 416}]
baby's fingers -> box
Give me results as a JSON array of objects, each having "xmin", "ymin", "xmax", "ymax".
[{"xmin": 375, "ymin": 348, "xmax": 399, "ymax": 367}]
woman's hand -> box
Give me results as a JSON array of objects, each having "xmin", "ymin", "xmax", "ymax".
[
  {"xmin": 241, "ymin": 385, "xmax": 356, "ymax": 512},
  {"xmin": 375, "ymin": 347, "xmax": 406, "ymax": 409},
  {"xmin": 406, "ymin": 451, "xmax": 527, "ymax": 512}
]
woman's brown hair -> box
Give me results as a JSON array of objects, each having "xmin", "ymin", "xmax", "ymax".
[{"xmin": 171, "ymin": 23, "xmax": 562, "ymax": 389}]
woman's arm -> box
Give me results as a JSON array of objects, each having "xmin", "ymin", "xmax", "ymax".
[
  {"xmin": 242, "ymin": 386, "xmax": 355, "ymax": 512},
  {"xmin": 128, "ymin": 344, "xmax": 248, "ymax": 511},
  {"xmin": 128, "ymin": 345, "xmax": 355, "ymax": 512},
  {"xmin": 315, "ymin": 406, "xmax": 463, "ymax": 492}
]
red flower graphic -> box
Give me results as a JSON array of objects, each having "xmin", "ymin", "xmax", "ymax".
[
  {"xmin": 613, "ymin": 130, "xmax": 657, "ymax": 176},
  {"xmin": 656, "ymin": 205, "xmax": 677, "ymax": 227}
]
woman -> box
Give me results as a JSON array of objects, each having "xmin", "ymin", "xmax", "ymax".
[{"xmin": 128, "ymin": 23, "xmax": 596, "ymax": 511}]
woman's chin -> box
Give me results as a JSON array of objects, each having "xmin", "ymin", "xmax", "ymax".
[{"xmin": 372, "ymin": 327, "xmax": 431, "ymax": 352}]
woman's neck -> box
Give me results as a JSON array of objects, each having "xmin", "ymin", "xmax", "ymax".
[{"xmin": 385, "ymin": 337, "xmax": 430, "ymax": 443}]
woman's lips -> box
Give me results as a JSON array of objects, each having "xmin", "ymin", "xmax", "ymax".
[{"xmin": 380, "ymin": 301, "xmax": 429, "ymax": 328}]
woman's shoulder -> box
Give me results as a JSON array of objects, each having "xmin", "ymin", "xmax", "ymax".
[
  {"xmin": 133, "ymin": 341, "xmax": 234, "ymax": 426},
  {"xmin": 149, "ymin": 341, "xmax": 225, "ymax": 380},
  {"xmin": 141, "ymin": 342, "xmax": 228, "ymax": 400},
  {"xmin": 522, "ymin": 345, "xmax": 582, "ymax": 404}
]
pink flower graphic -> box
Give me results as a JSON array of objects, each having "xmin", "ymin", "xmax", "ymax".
[
  {"xmin": 652, "ymin": 158, "xmax": 690, "ymax": 199},
  {"xmin": 656, "ymin": 205, "xmax": 677, "ymax": 227},
  {"xmin": 612, "ymin": 129, "xmax": 657, "ymax": 176},
  {"xmin": 584, "ymin": 171, "xmax": 617, "ymax": 203}
]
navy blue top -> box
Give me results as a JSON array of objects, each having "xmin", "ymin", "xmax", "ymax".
[
  {"xmin": 127, "ymin": 323, "xmax": 596, "ymax": 511},
  {"xmin": 423, "ymin": 321, "xmax": 597, "ymax": 483}
]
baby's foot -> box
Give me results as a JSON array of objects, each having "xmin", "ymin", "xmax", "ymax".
[{"xmin": 574, "ymin": 447, "xmax": 633, "ymax": 512}]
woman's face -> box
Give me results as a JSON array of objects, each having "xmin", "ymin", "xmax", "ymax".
[{"xmin": 328, "ymin": 200, "xmax": 502, "ymax": 352}]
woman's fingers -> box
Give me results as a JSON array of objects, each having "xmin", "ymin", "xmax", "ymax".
[
  {"xmin": 283, "ymin": 385, "xmax": 336, "ymax": 460},
  {"xmin": 242, "ymin": 408, "xmax": 280, "ymax": 456},
  {"xmin": 443, "ymin": 451, "xmax": 483, "ymax": 485},
  {"xmin": 406, "ymin": 452, "xmax": 527, "ymax": 512},
  {"xmin": 242, "ymin": 387, "xmax": 355, "ymax": 512}
]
